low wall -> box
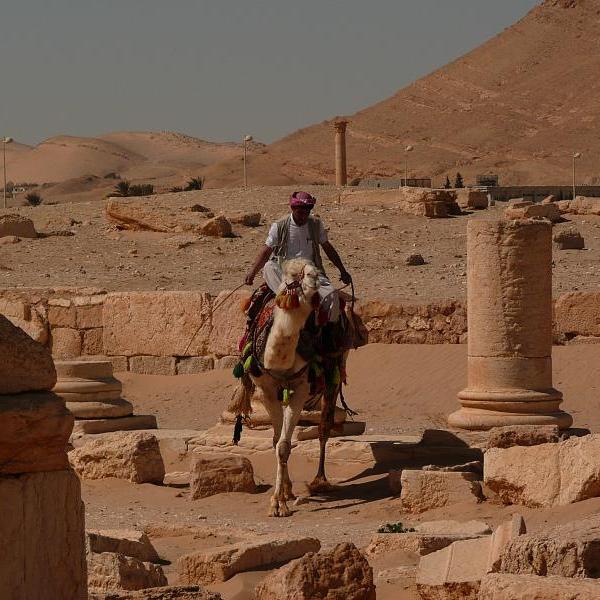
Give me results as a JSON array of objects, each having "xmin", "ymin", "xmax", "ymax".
[{"xmin": 0, "ymin": 288, "xmax": 597, "ymax": 374}]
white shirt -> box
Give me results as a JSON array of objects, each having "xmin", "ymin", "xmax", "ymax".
[{"xmin": 265, "ymin": 215, "xmax": 328, "ymax": 261}]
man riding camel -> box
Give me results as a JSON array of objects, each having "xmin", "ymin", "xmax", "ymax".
[{"xmin": 244, "ymin": 191, "xmax": 352, "ymax": 321}]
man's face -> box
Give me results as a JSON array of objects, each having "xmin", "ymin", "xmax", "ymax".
[{"xmin": 291, "ymin": 206, "xmax": 311, "ymax": 226}]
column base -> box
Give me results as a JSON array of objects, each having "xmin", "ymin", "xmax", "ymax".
[{"xmin": 448, "ymin": 407, "xmax": 573, "ymax": 431}]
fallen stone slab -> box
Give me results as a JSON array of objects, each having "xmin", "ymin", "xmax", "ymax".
[
  {"xmin": 89, "ymin": 586, "xmax": 222, "ymax": 599},
  {"xmin": 69, "ymin": 431, "xmax": 165, "ymax": 484},
  {"xmin": 66, "ymin": 398, "xmax": 134, "ymax": 419},
  {"xmin": 366, "ymin": 531, "xmax": 486, "ymax": 558},
  {"xmin": 254, "ymin": 542, "xmax": 376, "ymax": 600},
  {"xmin": 87, "ymin": 551, "xmax": 167, "ymax": 591},
  {"xmin": 87, "ymin": 530, "xmax": 160, "ymax": 563},
  {"xmin": 479, "ymin": 573, "xmax": 600, "ymax": 599},
  {"xmin": 498, "ymin": 516, "xmax": 600, "ymax": 578},
  {"xmin": 0, "ymin": 392, "xmax": 74, "ymax": 475},
  {"xmin": 71, "ymin": 415, "xmax": 158, "ymax": 437},
  {"xmin": 487, "ymin": 514, "xmax": 527, "ymax": 573},
  {"xmin": 0, "ymin": 314, "xmax": 56, "ymax": 394},
  {"xmin": 554, "ymin": 228, "xmax": 585, "ymax": 250},
  {"xmin": 417, "ymin": 536, "xmax": 490, "ymax": 599},
  {"xmin": 400, "ymin": 469, "xmax": 483, "ymax": 513},
  {"xmin": 177, "ymin": 537, "xmax": 321, "ymax": 584},
  {"xmin": 505, "ymin": 202, "xmax": 561, "ymax": 222},
  {"xmin": 417, "ymin": 520, "xmax": 491, "ymax": 536},
  {"xmin": 164, "ymin": 471, "xmax": 190, "ymax": 487},
  {"xmin": 0, "ymin": 213, "xmax": 37, "ymax": 238},
  {"xmin": 486, "ymin": 425, "xmax": 559, "ymax": 449},
  {"xmin": 484, "ymin": 434, "xmax": 600, "ymax": 507},
  {"xmin": 416, "ymin": 513, "xmax": 524, "ymax": 600},
  {"xmin": 189, "ymin": 453, "xmax": 256, "ymax": 499}
]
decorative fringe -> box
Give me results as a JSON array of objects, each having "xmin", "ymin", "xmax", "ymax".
[
  {"xmin": 233, "ymin": 414, "xmax": 244, "ymax": 445},
  {"xmin": 276, "ymin": 288, "xmax": 301, "ymax": 310},
  {"xmin": 227, "ymin": 373, "xmax": 255, "ymax": 417},
  {"xmin": 232, "ymin": 362, "xmax": 244, "ymax": 378}
]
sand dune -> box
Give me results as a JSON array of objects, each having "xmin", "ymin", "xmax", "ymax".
[{"xmin": 3, "ymin": 131, "xmax": 247, "ymax": 190}]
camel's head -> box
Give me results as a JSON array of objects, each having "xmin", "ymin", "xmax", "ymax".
[{"xmin": 276, "ymin": 258, "xmax": 320, "ymax": 310}]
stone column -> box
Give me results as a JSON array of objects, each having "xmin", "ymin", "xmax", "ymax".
[
  {"xmin": 0, "ymin": 315, "xmax": 87, "ymax": 598},
  {"xmin": 448, "ymin": 219, "xmax": 572, "ymax": 430},
  {"xmin": 333, "ymin": 119, "xmax": 348, "ymax": 186}
]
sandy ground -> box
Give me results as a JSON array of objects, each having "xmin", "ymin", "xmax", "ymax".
[
  {"xmin": 80, "ymin": 343, "xmax": 600, "ymax": 599},
  {"xmin": 2, "ymin": 186, "xmax": 600, "ymax": 302},
  {"xmin": 121, "ymin": 344, "xmax": 600, "ymax": 435}
]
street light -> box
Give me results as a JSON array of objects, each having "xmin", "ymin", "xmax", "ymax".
[
  {"xmin": 404, "ymin": 145, "xmax": 414, "ymax": 187},
  {"xmin": 243, "ymin": 135, "xmax": 253, "ymax": 189},
  {"xmin": 3, "ymin": 137, "xmax": 13, "ymax": 209},
  {"xmin": 572, "ymin": 152, "xmax": 582, "ymax": 200}
]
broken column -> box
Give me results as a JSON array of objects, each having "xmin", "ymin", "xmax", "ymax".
[
  {"xmin": 448, "ymin": 219, "xmax": 572, "ymax": 430},
  {"xmin": 0, "ymin": 315, "xmax": 87, "ymax": 598},
  {"xmin": 54, "ymin": 359, "xmax": 157, "ymax": 437},
  {"xmin": 333, "ymin": 118, "xmax": 348, "ymax": 186}
]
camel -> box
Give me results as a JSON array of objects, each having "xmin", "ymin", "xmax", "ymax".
[{"xmin": 232, "ymin": 258, "xmax": 347, "ymax": 517}]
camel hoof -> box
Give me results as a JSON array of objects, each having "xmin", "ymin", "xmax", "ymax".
[
  {"xmin": 307, "ymin": 477, "xmax": 337, "ymax": 496},
  {"xmin": 268, "ymin": 501, "xmax": 291, "ymax": 518}
]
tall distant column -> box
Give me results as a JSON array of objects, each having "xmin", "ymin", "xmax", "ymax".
[
  {"xmin": 448, "ymin": 218, "xmax": 572, "ymax": 431},
  {"xmin": 333, "ymin": 119, "xmax": 348, "ymax": 186}
]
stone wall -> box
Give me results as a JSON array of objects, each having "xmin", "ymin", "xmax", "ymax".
[{"xmin": 0, "ymin": 288, "xmax": 598, "ymax": 375}]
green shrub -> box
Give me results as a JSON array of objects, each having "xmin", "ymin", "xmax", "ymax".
[
  {"xmin": 184, "ymin": 177, "xmax": 204, "ymax": 191},
  {"xmin": 25, "ymin": 192, "xmax": 43, "ymax": 206},
  {"xmin": 128, "ymin": 184, "xmax": 154, "ymax": 196},
  {"xmin": 377, "ymin": 522, "xmax": 416, "ymax": 534},
  {"xmin": 113, "ymin": 180, "xmax": 130, "ymax": 197}
]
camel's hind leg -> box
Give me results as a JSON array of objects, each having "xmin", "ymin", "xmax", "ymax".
[
  {"xmin": 308, "ymin": 386, "xmax": 338, "ymax": 495},
  {"xmin": 268, "ymin": 384, "xmax": 306, "ymax": 517}
]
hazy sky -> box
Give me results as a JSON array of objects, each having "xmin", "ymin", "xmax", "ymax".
[{"xmin": 0, "ymin": 0, "xmax": 539, "ymax": 146}]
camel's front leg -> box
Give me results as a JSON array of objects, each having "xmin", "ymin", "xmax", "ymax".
[
  {"xmin": 270, "ymin": 384, "xmax": 306, "ymax": 517},
  {"xmin": 308, "ymin": 386, "xmax": 338, "ymax": 495}
]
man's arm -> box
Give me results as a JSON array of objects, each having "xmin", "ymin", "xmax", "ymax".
[
  {"xmin": 321, "ymin": 241, "xmax": 352, "ymax": 284},
  {"xmin": 245, "ymin": 245, "xmax": 273, "ymax": 285}
]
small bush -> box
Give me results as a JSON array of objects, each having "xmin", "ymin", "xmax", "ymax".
[
  {"xmin": 113, "ymin": 180, "xmax": 130, "ymax": 197},
  {"xmin": 454, "ymin": 172, "xmax": 464, "ymax": 188},
  {"xmin": 170, "ymin": 186, "xmax": 183, "ymax": 193},
  {"xmin": 184, "ymin": 176, "xmax": 204, "ymax": 191},
  {"xmin": 25, "ymin": 192, "xmax": 43, "ymax": 206},
  {"xmin": 377, "ymin": 522, "xmax": 416, "ymax": 534},
  {"xmin": 444, "ymin": 176, "xmax": 452, "ymax": 189},
  {"xmin": 128, "ymin": 184, "xmax": 154, "ymax": 196}
]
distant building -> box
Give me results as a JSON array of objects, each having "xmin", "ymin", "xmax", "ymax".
[
  {"xmin": 358, "ymin": 178, "xmax": 432, "ymax": 189},
  {"xmin": 476, "ymin": 174, "xmax": 499, "ymax": 187}
]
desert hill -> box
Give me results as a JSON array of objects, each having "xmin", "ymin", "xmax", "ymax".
[
  {"xmin": 2, "ymin": 131, "xmax": 256, "ymax": 202},
  {"xmin": 204, "ymin": 0, "xmax": 600, "ymax": 188}
]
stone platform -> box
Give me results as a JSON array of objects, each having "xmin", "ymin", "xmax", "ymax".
[{"xmin": 54, "ymin": 359, "xmax": 157, "ymax": 438}]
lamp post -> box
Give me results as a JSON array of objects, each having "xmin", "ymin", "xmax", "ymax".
[
  {"xmin": 572, "ymin": 152, "xmax": 582, "ymax": 200},
  {"xmin": 404, "ymin": 145, "xmax": 414, "ymax": 187},
  {"xmin": 243, "ymin": 135, "xmax": 253, "ymax": 189},
  {"xmin": 3, "ymin": 137, "xmax": 13, "ymax": 209}
]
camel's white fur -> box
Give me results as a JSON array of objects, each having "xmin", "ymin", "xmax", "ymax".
[{"xmin": 252, "ymin": 258, "xmax": 320, "ymax": 517}]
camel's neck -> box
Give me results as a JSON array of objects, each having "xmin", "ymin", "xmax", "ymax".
[{"xmin": 263, "ymin": 302, "xmax": 312, "ymax": 372}]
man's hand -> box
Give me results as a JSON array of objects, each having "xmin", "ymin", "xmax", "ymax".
[
  {"xmin": 340, "ymin": 270, "xmax": 352, "ymax": 285},
  {"xmin": 244, "ymin": 272, "xmax": 255, "ymax": 286}
]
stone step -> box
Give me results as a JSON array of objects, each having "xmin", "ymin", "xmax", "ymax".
[
  {"xmin": 54, "ymin": 360, "xmax": 114, "ymax": 379},
  {"xmin": 72, "ymin": 414, "xmax": 157, "ymax": 436},
  {"xmin": 66, "ymin": 398, "xmax": 134, "ymax": 419}
]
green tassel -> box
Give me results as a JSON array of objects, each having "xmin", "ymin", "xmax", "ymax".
[
  {"xmin": 233, "ymin": 362, "xmax": 244, "ymax": 379},
  {"xmin": 243, "ymin": 354, "xmax": 253, "ymax": 372},
  {"xmin": 282, "ymin": 387, "xmax": 294, "ymax": 406},
  {"xmin": 242, "ymin": 342, "xmax": 252, "ymax": 358}
]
